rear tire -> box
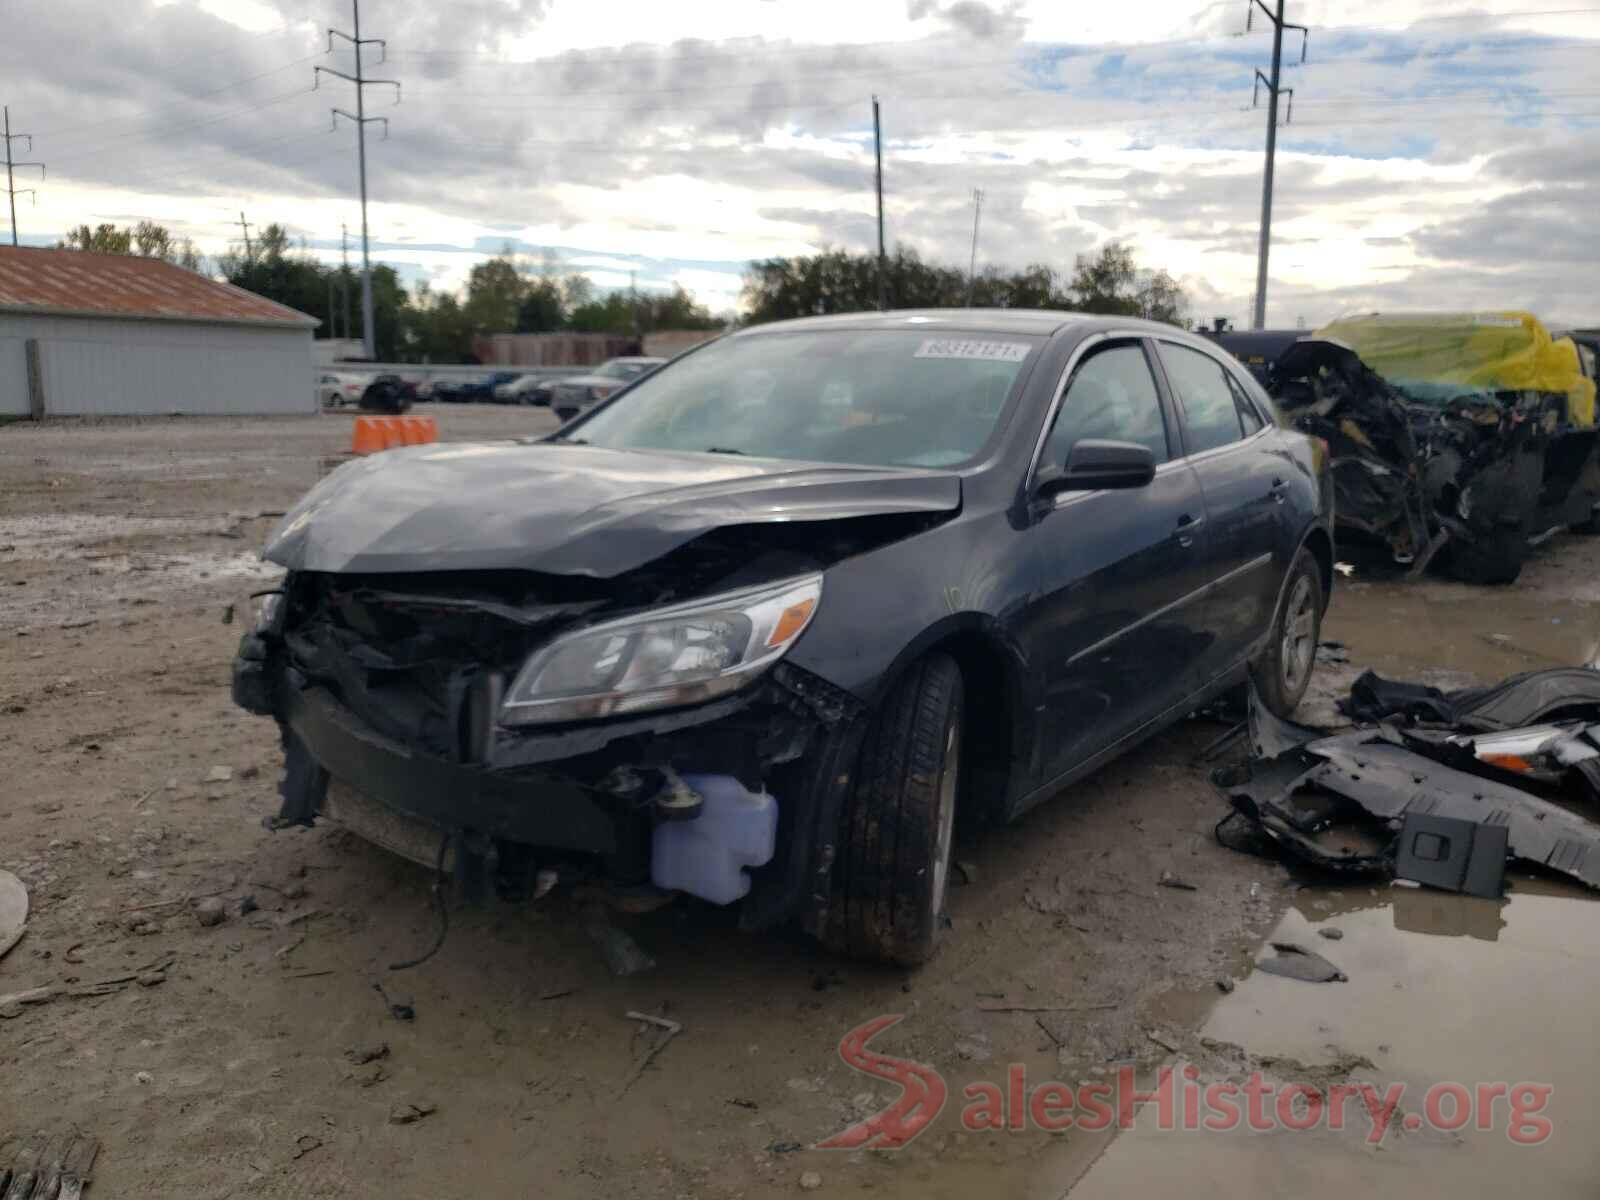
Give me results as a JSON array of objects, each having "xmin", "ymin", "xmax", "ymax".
[
  {"xmin": 824, "ymin": 653, "xmax": 963, "ymax": 967},
  {"xmin": 1251, "ymin": 548, "xmax": 1324, "ymax": 719},
  {"xmin": 1445, "ymin": 528, "xmax": 1526, "ymax": 584}
]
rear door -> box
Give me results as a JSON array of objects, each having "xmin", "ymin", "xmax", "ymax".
[
  {"xmin": 1019, "ymin": 338, "xmax": 1216, "ymax": 790},
  {"xmin": 1153, "ymin": 339, "xmax": 1286, "ymax": 681}
]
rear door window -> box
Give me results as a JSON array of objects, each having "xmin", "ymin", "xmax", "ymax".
[{"xmin": 1158, "ymin": 342, "xmax": 1246, "ymax": 455}]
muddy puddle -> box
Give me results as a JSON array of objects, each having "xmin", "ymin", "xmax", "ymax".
[
  {"xmin": 1326, "ymin": 543, "xmax": 1600, "ymax": 677},
  {"xmin": 1067, "ymin": 873, "xmax": 1600, "ymax": 1197}
]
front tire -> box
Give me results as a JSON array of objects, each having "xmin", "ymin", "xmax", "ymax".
[
  {"xmin": 825, "ymin": 653, "xmax": 963, "ymax": 967},
  {"xmin": 1252, "ymin": 548, "xmax": 1323, "ymax": 719}
]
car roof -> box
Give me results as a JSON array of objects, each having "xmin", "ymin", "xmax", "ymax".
[{"xmin": 725, "ymin": 308, "xmax": 1196, "ymax": 338}]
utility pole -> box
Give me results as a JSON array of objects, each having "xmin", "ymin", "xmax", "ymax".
[
  {"xmin": 236, "ymin": 211, "xmax": 254, "ymax": 262},
  {"xmin": 3, "ymin": 107, "xmax": 45, "ymax": 248},
  {"xmin": 340, "ymin": 224, "xmax": 352, "ymax": 341},
  {"xmin": 1247, "ymin": 0, "xmax": 1307, "ymax": 330},
  {"xmin": 964, "ymin": 188, "xmax": 984, "ymax": 307},
  {"xmin": 316, "ymin": 1, "xmax": 400, "ymax": 360},
  {"xmin": 872, "ymin": 95, "xmax": 886, "ymax": 311}
]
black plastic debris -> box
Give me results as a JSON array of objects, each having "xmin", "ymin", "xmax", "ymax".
[
  {"xmin": 1214, "ymin": 711, "xmax": 1600, "ymax": 893},
  {"xmin": 1394, "ymin": 813, "xmax": 1509, "ymax": 898},
  {"xmin": 1341, "ymin": 666, "xmax": 1600, "ymax": 731},
  {"xmin": 1309, "ymin": 736, "xmax": 1599, "ymax": 889}
]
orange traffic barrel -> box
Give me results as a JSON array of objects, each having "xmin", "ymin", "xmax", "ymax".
[
  {"xmin": 380, "ymin": 418, "xmax": 406, "ymax": 450},
  {"xmin": 399, "ymin": 417, "xmax": 426, "ymax": 445},
  {"xmin": 351, "ymin": 417, "xmax": 384, "ymax": 456},
  {"xmin": 420, "ymin": 416, "xmax": 439, "ymax": 443}
]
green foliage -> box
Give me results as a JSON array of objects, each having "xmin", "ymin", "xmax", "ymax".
[
  {"xmin": 742, "ymin": 242, "xmax": 1191, "ymax": 328},
  {"xmin": 58, "ymin": 220, "xmax": 202, "ymax": 271},
  {"xmin": 219, "ymin": 224, "xmax": 405, "ymax": 359},
  {"xmin": 65, "ymin": 219, "xmax": 726, "ymax": 362},
  {"xmin": 516, "ymin": 277, "xmax": 566, "ymax": 333},
  {"xmin": 463, "ymin": 248, "xmax": 527, "ymax": 334}
]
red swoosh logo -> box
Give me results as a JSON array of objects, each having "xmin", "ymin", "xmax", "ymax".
[{"xmin": 815, "ymin": 1014, "xmax": 947, "ymax": 1150}]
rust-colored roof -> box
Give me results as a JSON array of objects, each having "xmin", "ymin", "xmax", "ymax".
[{"xmin": 0, "ymin": 245, "xmax": 318, "ymax": 329}]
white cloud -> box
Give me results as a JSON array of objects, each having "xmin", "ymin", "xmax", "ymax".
[{"xmin": 9, "ymin": 0, "xmax": 1600, "ymax": 327}]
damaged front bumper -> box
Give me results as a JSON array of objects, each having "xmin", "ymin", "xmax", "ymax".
[{"xmin": 232, "ymin": 573, "xmax": 867, "ymax": 933}]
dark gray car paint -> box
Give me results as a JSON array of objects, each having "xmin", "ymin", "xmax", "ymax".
[
  {"xmin": 246, "ymin": 310, "xmax": 1332, "ymax": 927},
  {"xmin": 262, "ymin": 441, "xmax": 962, "ymax": 577}
]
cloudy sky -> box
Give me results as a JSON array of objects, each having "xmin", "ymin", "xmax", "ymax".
[{"xmin": 5, "ymin": 0, "xmax": 1598, "ymax": 326}]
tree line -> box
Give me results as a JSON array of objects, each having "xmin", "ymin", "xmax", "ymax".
[
  {"xmin": 51, "ymin": 221, "xmax": 1192, "ymax": 362},
  {"xmin": 742, "ymin": 242, "xmax": 1190, "ymax": 327},
  {"xmin": 50, "ymin": 222, "xmax": 721, "ymax": 362}
]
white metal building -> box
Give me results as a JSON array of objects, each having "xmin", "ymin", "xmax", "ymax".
[{"xmin": 0, "ymin": 246, "xmax": 318, "ymax": 417}]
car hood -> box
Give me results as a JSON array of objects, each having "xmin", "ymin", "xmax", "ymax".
[
  {"xmin": 556, "ymin": 374, "xmax": 620, "ymax": 389},
  {"xmin": 262, "ymin": 441, "xmax": 962, "ymax": 577}
]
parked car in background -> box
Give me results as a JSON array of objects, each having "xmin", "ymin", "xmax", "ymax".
[
  {"xmin": 435, "ymin": 372, "xmax": 524, "ymax": 404},
  {"xmin": 551, "ymin": 357, "xmax": 666, "ymax": 420},
  {"xmin": 493, "ymin": 374, "xmax": 559, "ymax": 405},
  {"xmin": 236, "ymin": 310, "xmax": 1333, "ymax": 966},
  {"xmin": 358, "ymin": 374, "xmax": 415, "ymax": 414},
  {"xmin": 318, "ymin": 372, "xmax": 371, "ymax": 408}
]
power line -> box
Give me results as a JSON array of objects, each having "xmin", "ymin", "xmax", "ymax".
[
  {"xmin": 1248, "ymin": 0, "xmax": 1308, "ymax": 330},
  {"xmin": 32, "ymin": 52, "xmax": 324, "ymax": 144},
  {"xmin": 3, "ymin": 106, "xmax": 45, "ymax": 247},
  {"xmin": 316, "ymin": 0, "xmax": 400, "ymax": 360},
  {"xmin": 46, "ymin": 85, "xmax": 315, "ymax": 164}
]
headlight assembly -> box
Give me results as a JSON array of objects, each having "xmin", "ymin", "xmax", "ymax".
[{"xmin": 500, "ymin": 574, "xmax": 822, "ymax": 725}]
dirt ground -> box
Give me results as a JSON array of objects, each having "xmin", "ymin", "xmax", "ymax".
[{"xmin": 3, "ymin": 407, "xmax": 1597, "ymax": 1198}]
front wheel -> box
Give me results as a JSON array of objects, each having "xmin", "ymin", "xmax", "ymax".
[
  {"xmin": 824, "ymin": 652, "xmax": 963, "ymax": 967},
  {"xmin": 1251, "ymin": 548, "xmax": 1324, "ymax": 719}
]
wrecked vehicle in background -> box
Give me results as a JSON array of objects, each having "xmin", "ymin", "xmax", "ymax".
[
  {"xmin": 1225, "ymin": 312, "xmax": 1600, "ymax": 584},
  {"xmin": 233, "ymin": 310, "xmax": 1334, "ymax": 966}
]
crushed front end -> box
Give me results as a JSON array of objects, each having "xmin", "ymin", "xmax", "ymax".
[
  {"xmin": 1267, "ymin": 335, "xmax": 1599, "ymax": 582},
  {"xmin": 232, "ymin": 555, "xmax": 867, "ymax": 933}
]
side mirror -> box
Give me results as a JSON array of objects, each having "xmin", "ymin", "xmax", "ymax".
[{"xmin": 1037, "ymin": 439, "xmax": 1156, "ymax": 497}]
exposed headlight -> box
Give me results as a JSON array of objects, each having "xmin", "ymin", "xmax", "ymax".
[{"xmin": 500, "ymin": 574, "xmax": 822, "ymax": 725}]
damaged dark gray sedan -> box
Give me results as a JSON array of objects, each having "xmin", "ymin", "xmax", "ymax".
[{"xmin": 234, "ymin": 310, "xmax": 1334, "ymax": 964}]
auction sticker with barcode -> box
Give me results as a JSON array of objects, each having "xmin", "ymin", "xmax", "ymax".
[{"xmin": 914, "ymin": 339, "xmax": 1032, "ymax": 362}]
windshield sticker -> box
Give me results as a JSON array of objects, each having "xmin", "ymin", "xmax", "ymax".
[{"xmin": 914, "ymin": 339, "xmax": 1031, "ymax": 363}]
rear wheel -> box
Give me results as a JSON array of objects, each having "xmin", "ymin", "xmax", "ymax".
[
  {"xmin": 1446, "ymin": 527, "xmax": 1526, "ymax": 584},
  {"xmin": 825, "ymin": 652, "xmax": 963, "ymax": 967},
  {"xmin": 1251, "ymin": 549, "xmax": 1323, "ymax": 719}
]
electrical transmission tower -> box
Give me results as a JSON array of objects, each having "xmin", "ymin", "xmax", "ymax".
[
  {"xmin": 236, "ymin": 211, "xmax": 254, "ymax": 261},
  {"xmin": 1247, "ymin": 0, "xmax": 1308, "ymax": 330},
  {"xmin": 3, "ymin": 106, "xmax": 45, "ymax": 248},
  {"xmin": 315, "ymin": 1, "xmax": 399, "ymax": 360}
]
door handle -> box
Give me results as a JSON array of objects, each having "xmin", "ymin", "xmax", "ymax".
[{"xmin": 1175, "ymin": 512, "xmax": 1203, "ymax": 548}]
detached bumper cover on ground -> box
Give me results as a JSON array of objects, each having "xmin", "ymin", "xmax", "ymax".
[{"xmin": 1215, "ymin": 668, "xmax": 1600, "ymax": 892}]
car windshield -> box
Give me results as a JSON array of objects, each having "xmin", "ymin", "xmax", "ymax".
[{"xmin": 566, "ymin": 330, "xmax": 1039, "ymax": 468}]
